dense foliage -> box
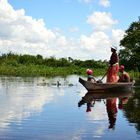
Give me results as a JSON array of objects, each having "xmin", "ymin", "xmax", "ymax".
[
  {"xmin": 119, "ymin": 17, "xmax": 140, "ymax": 71},
  {"xmin": 0, "ymin": 52, "xmax": 107, "ymax": 76},
  {"xmin": 0, "ymin": 52, "xmax": 107, "ymax": 68}
]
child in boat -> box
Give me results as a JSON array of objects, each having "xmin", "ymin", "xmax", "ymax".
[
  {"xmin": 86, "ymin": 69, "xmax": 96, "ymax": 83},
  {"xmin": 118, "ymin": 65, "xmax": 130, "ymax": 82}
]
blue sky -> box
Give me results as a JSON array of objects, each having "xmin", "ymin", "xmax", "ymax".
[
  {"xmin": 8, "ymin": 0, "xmax": 139, "ymax": 34},
  {"xmin": 0, "ymin": 0, "xmax": 140, "ymax": 60}
]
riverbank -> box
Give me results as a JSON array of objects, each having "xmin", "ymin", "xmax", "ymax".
[
  {"xmin": 0, "ymin": 53, "xmax": 139, "ymax": 78},
  {"xmin": 0, "ymin": 64, "xmax": 139, "ymax": 78},
  {"xmin": 0, "ymin": 65, "xmax": 106, "ymax": 77}
]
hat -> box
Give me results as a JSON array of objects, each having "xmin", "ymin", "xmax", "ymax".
[
  {"xmin": 111, "ymin": 45, "xmax": 117, "ymax": 51},
  {"xmin": 119, "ymin": 65, "xmax": 125, "ymax": 71},
  {"xmin": 86, "ymin": 69, "xmax": 93, "ymax": 75}
]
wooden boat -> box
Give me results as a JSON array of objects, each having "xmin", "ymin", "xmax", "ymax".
[{"xmin": 79, "ymin": 77, "xmax": 134, "ymax": 92}]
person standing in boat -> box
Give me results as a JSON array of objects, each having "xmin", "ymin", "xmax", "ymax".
[
  {"xmin": 118, "ymin": 65, "xmax": 130, "ymax": 82},
  {"xmin": 106, "ymin": 46, "xmax": 119, "ymax": 83},
  {"xmin": 86, "ymin": 69, "xmax": 96, "ymax": 83}
]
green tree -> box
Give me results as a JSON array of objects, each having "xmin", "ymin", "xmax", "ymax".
[{"xmin": 119, "ymin": 17, "xmax": 140, "ymax": 71}]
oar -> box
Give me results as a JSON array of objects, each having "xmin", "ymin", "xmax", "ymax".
[
  {"xmin": 100, "ymin": 72, "xmax": 108, "ymax": 81},
  {"xmin": 97, "ymin": 72, "xmax": 108, "ymax": 83}
]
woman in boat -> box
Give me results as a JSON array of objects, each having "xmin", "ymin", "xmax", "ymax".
[
  {"xmin": 118, "ymin": 65, "xmax": 130, "ymax": 82},
  {"xmin": 86, "ymin": 69, "xmax": 96, "ymax": 83},
  {"xmin": 106, "ymin": 46, "xmax": 119, "ymax": 83}
]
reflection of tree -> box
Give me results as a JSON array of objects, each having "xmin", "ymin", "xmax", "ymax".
[{"xmin": 123, "ymin": 88, "xmax": 140, "ymax": 131}]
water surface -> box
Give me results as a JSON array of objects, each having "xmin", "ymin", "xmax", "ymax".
[{"xmin": 0, "ymin": 75, "xmax": 140, "ymax": 140}]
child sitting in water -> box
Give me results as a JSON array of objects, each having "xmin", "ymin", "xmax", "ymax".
[{"xmin": 86, "ymin": 69, "xmax": 96, "ymax": 83}]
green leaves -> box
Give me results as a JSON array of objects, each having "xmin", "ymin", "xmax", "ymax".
[{"xmin": 119, "ymin": 18, "xmax": 140, "ymax": 71}]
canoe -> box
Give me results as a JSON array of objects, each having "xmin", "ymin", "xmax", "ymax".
[{"xmin": 79, "ymin": 77, "xmax": 134, "ymax": 92}]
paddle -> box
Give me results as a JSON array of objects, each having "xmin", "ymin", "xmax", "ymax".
[{"xmin": 97, "ymin": 72, "xmax": 107, "ymax": 83}]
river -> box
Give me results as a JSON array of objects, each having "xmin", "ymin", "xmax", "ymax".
[{"xmin": 0, "ymin": 75, "xmax": 140, "ymax": 140}]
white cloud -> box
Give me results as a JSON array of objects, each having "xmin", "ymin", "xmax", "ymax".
[
  {"xmin": 57, "ymin": 35, "xmax": 67, "ymax": 46},
  {"xmin": 99, "ymin": 0, "xmax": 110, "ymax": 7},
  {"xmin": 81, "ymin": 32, "xmax": 110, "ymax": 50},
  {"xmin": 79, "ymin": 0, "xmax": 110, "ymax": 7},
  {"xmin": 79, "ymin": 11, "xmax": 124, "ymax": 60},
  {"xmin": 78, "ymin": 0, "xmax": 93, "ymax": 4},
  {"xmin": 0, "ymin": 0, "xmax": 57, "ymax": 55},
  {"xmin": 69, "ymin": 27, "xmax": 79, "ymax": 32},
  {"xmin": 0, "ymin": 0, "xmax": 124, "ymax": 60},
  {"xmin": 111, "ymin": 29, "xmax": 125, "ymax": 50},
  {"xmin": 80, "ymin": 31, "xmax": 111, "ymax": 60},
  {"xmin": 0, "ymin": 0, "xmax": 83, "ymax": 59},
  {"xmin": 87, "ymin": 11, "xmax": 117, "ymax": 31}
]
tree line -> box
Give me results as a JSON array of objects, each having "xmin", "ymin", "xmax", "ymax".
[
  {"xmin": 119, "ymin": 17, "xmax": 140, "ymax": 71},
  {"xmin": 0, "ymin": 52, "xmax": 107, "ymax": 69}
]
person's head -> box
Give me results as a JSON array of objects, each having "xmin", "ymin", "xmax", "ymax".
[
  {"xmin": 119, "ymin": 65, "xmax": 125, "ymax": 72},
  {"xmin": 111, "ymin": 46, "xmax": 117, "ymax": 52},
  {"xmin": 86, "ymin": 69, "xmax": 93, "ymax": 75}
]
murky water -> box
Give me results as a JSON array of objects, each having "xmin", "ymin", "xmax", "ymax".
[{"xmin": 0, "ymin": 75, "xmax": 140, "ymax": 140}]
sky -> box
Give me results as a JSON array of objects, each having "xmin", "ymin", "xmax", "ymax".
[{"xmin": 0, "ymin": 0, "xmax": 140, "ymax": 60}]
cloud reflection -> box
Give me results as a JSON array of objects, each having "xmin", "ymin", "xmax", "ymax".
[
  {"xmin": 87, "ymin": 102, "xmax": 108, "ymax": 121},
  {"xmin": 0, "ymin": 85, "xmax": 54, "ymax": 129}
]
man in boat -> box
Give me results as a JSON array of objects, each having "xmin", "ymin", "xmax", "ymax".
[
  {"xmin": 86, "ymin": 69, "xmax": 96, "ymax": 83},
  {"xmin": 118, "ymin": 65, "xmax": 130, "ymax": 82},
  {"xmin": 106, "ymin": 46, "xmax": 119, "ymax": 83}
]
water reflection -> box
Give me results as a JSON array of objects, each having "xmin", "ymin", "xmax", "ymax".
[
  {"xmin": 0, "ymin": 76, "xmax": 140, "ymax": 139},
  {"xmin": 0, "ymin": 77, "xmax": 56, "ymax": 130},
  {"xmin": 123, "ymin": 86, "xmax": 140, "ymax": 134},
  {"xmin": 0, "ymin": 86, "xmax": 54, "ymax": 129},
  {"xmin": 106, "ymin": 97, "xmax": 117, "ymax": 129},
  {"xmin": 0, "ymin": 76, "xmax": 79, "ymax": 130},
  {"xmin": 78, "ymin": 90, "xmax": 133, "ymax": 130}
]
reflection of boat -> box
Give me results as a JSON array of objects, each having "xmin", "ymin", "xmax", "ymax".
[
  {"xmin": 78, "ymin": 91, "xmax": 132, "ymax": 107},
  {"xmin": 81, "ymin": 91, "xmax": 132, "ymax": 103},
  {"xmin": 79, "ymin": 77, "xmax": 134, "ymax": 92},
  {"xmin": 78, "ymin": 90, "xmax": 133, "ymax": 130}
]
